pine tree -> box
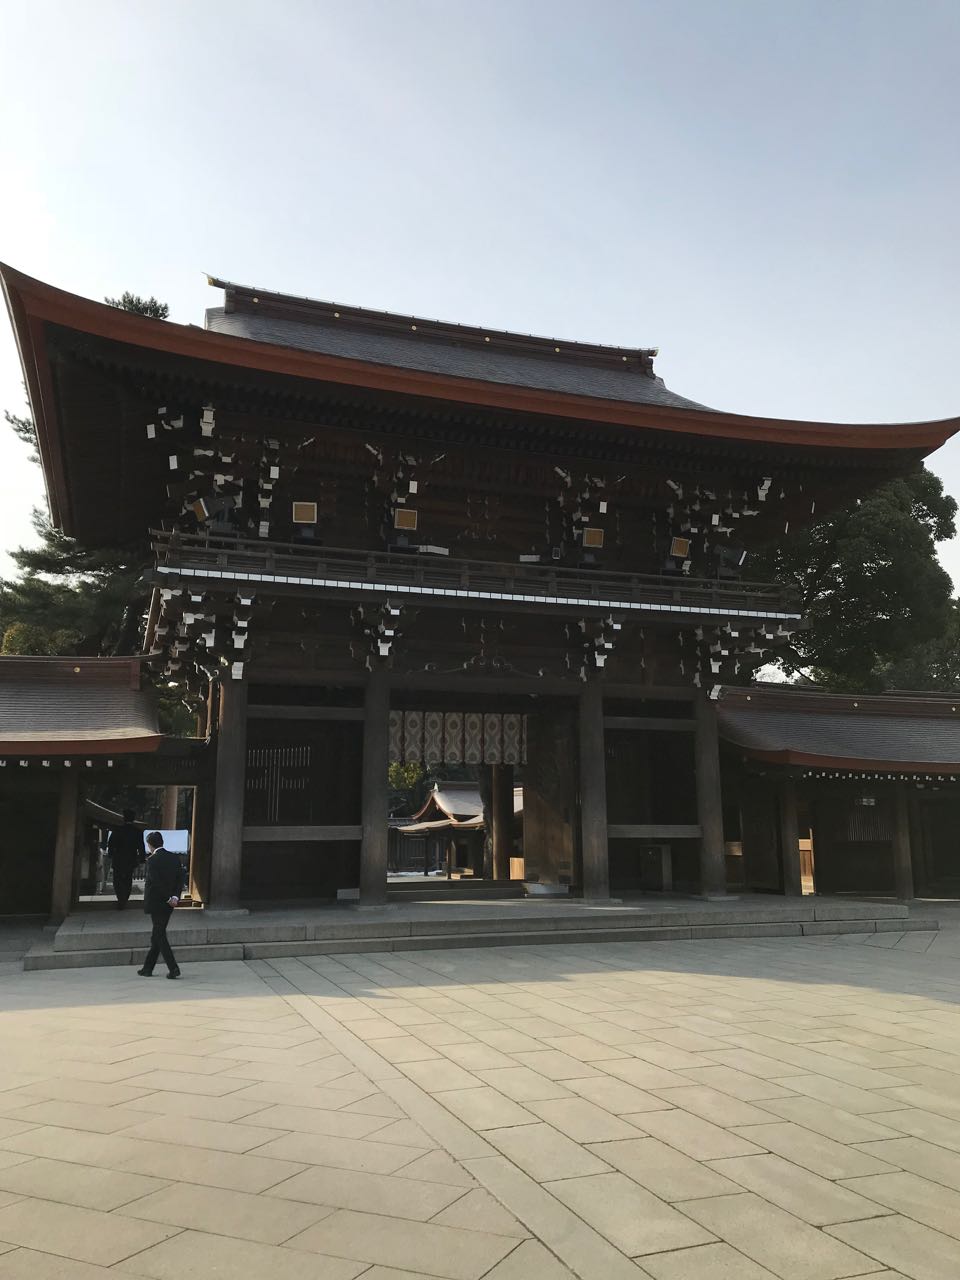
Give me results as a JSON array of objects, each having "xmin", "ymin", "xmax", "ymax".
[{"xmin": 102, "ymin": 292, "xmax": 169, "ymax": 320}]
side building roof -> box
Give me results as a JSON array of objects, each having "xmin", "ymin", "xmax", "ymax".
[
  {"xmin": 0, "ymin": 657, "xmax": 163, "ymax": 755},
  {"xmin": 719, "ymin": 684, "xmax": 960, "ymax": 773}
]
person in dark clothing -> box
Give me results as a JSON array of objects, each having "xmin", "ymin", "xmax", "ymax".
[
  {"xmin": 137, "ymin": 832, "xmax": 184, "ymax": 979},
  {"xmin": 107, "ymin": 811, "xmax": 145, "ymax": 909}
]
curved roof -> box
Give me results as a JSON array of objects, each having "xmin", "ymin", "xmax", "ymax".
[
  {"xmin": 3, "ymin": 263, "xmax": 959, "ymax": 536},
  {"xmin": 409, "ymin": 782, "xmax": 524, "ymax": 824},
  {"xmin": 412, "ymin": 783, "xmax": 484, "ymax": 822},
  {"xmin": 719, "ymin": 686, "xmax": 960, "ymax": 772}
]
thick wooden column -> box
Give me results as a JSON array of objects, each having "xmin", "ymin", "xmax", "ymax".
[
  {"xmin": 189, "ymin": 783, "xmax": 215, "ymax": 904},
  {"xmin": 695, "ymin": 693, "xmax": 727, "ymax": 897},
  {"xmin": 479, "ymin": 767, "xmax": 494, "ymax": 880},
  {"xmin": 359, "ymin": 666, "xmax": 390, "ymax": 906},
  {"xmin": 579, "ymin": 680, "xmax": 610, "ymax": 900},
  {"xmin": 892, "ymin": 781, "xmax": 914, "ymax": 901},
  {"xmin": 50, "ymin": 773, "xmax": 79, "ymax": 920},
  {"xmin": 779, "ymin": 777, "xmax": 802, "ymax": 896},
  {"xmin": 210, "ymin": 678, "xmax": 248, "ymax": 910},
  {"xmin": 491, "ymin": 763, "xmax": 514, "ymax": 880},
  {"xmin": 907, "ymin": 790, "xmax": 926, "ymax": 897},
  {"xmin": 161, "ymin": 785, "xmax": 180, "ymax": 830}
]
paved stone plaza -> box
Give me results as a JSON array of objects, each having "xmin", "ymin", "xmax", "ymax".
[{"xmin": 1, "ymin": 928, "xmax": 960, "ymax": 1278}]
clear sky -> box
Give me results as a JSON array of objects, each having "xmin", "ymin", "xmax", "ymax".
[{"xmin": 1, "ymin": 0, "xmax": 958, "ymax": 580}]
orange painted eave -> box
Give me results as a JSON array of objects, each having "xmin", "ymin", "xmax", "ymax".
[{"xmin": 4, "ymin": 263, "xmax": 959, "ymax": 455}]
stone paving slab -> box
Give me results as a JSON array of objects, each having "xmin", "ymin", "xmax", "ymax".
[{"xmin": 4, "ymin": 929, "xmax": 960, "ymax": 1277}]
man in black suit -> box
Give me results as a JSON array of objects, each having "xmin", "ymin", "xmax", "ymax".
[
  {"xmin": 107, "ymin": 811, "xmax": 145, "ymax": 909},
  {"xmin": 137, "ymin": 832, "xmax": 184, "ymax": 979}
]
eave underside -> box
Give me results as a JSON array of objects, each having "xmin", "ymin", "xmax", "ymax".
[
  {"xmin": 37, "ymin": 329, "xmax": 936, "ymax": 544},
  {"xmin": 3, "ymin": 263, "xmax": 958, "ymax": 541}
]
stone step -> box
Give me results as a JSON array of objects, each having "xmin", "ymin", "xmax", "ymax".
[
  {"xmin": 24, "ymin": 913, "xmax": 938, "ymax": 971},
  {"xmin": 387, "ymin": 884, "xmax": 526, "ymax": 900},
  {"xmin": 50, "ymin": 898, "xmax": 912, "ymax": 952}
]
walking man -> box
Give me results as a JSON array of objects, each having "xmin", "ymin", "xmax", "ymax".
[
  {"xmin": 137, "ymin": 831, "xmax": 183, "ymax": 979},
  {"xmin": 107, "ymin": 810, "xmax": 145, "ymax": 909}
]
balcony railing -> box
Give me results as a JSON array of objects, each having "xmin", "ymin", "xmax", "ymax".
[{"xmin": 150, "ymin": 530, "xmax": 800, "ymax": 621}]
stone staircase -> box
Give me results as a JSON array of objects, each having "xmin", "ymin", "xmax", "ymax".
[{"xmin": 23, "ymin": 897, "xmax": 937, "ymax": 971}]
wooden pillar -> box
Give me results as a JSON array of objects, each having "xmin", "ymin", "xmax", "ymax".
[
  {"xmin": 210, "ymin": 677, "xmax": 248, "ymax": 909},
  {"xmin": 189, "ymin": 783, "xmax": 215, "ymax": 904},
  {"xmin": 579, "ymin": 679, "xmax": 610, "ymax": 900},
  {"xmin": 695, "ymin": 693, "xmax": 727, "ymax": 897},
  {"xmin": 491, "ymin": 764, "xmax": 514, "ymax": 880},
  {"xmin": 479, "ymin": 766, "xmax": 494, "ymax": 880},
  {"xmin": 892, "ymin": 781, "xmax": 914, "ymax": 901},
  {"xmin": 359, "ymin": 666, "xmax": 390, "ymax": 906},
  {"xmin": 51, "ymin": 772, "xmax": 79, "ymax": 920},
  {"xmin": 779, "ymin": 776, "xmax": 802, "ymax": 896},
  {"xmin": 907, "ymin": 790, "xmax": 925, "ymax": 897},
  {"xmin": 161, "ymin": 785, "xmax": 180, "ymax": 831}
]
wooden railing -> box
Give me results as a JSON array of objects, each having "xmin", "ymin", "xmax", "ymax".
[{"xmin": 150, "ymin": 529, "xmax": 798, "ymax": 618}]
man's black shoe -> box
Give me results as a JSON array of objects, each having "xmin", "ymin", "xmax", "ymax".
[
  {"xmin": 137, "ymin": 968, "xmax": 154, "ymax": 977},
  {"xmin": 167, "ymin": 970, "xmax": 181, "ymax": 980}
]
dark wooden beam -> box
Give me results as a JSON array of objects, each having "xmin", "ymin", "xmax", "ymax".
[
  {"xmin": 778, "ymin": 777, "xmax": 802, "ymax": 896},
  {"xmin": 695, "ymin": 693, "xmax": 727, "ymax": 897},
  {"xmin": 243, "ymin": 825, "xmax": 361, "ymax": 842},
  {"xmin": 359, "ymin": 667, "xmax": 390, "ymax": 906},
  {"xmin": 579, "ymin": 680, "xmax": 610, "ymax": 900},
  {"xmin": 247, "ymin": 705, "xmax": 365, "ymax": 721},
  {"xmin": 491, "ymin": 763, "xmax": 514, "ymax": 881},
  {"xmin": 603, "ymin": 717, "xmax": 694, "ymax": 731},
  {"xmin": 51, "ymin": 772, "xmax": 79, "ymax": 920},
  {"xmin": 210, "ymin": 679, "xmax": 248, "ymax": 909},
  {"xmin": 608, "ymin": 824, "xmax": 702, "ymax": 839},
  {"xmin": 892, "ymin": 781, "xmax": 915, "ymax": 901}
]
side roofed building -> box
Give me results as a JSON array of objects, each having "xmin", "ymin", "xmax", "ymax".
[
  {"xmin": 2, "ymin": 263, "xmax": 958, "ymax": 915},
  {"xmin": 719, "ymin": 685, "xmax": 960, "ymax": 901},
  {"xmin": 0, "ymin": 657, "xmax": 201, "ymax": 915}
]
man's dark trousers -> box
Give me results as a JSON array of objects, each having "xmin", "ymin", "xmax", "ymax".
[
  {"xmin": 142, "ymin": 905, "xmax": 177, "ymax": 974},
  {"xmin": 113, "ymin": 866, "xmax": 134, "ymax": 907}
]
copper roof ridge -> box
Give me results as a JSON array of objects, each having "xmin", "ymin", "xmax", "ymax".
[{"xmin": 206, "ymin": 275, "xmax": 658, "ymax": 364}]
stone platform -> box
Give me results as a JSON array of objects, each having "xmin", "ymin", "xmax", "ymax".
[{"xmin": 25, "ymin": 895, "xmax": 937, "ymax": 971}]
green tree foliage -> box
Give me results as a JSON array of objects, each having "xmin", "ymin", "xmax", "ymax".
[
  {"xmin": 875, "ymin": 597, "xmax": 960, "ymax": 692},
  {"xmin": 103, "ymin": 291, "xmax": 169, "ymax": 319},
  {"xmin": 0, "ymin": 620, "xmax": 79, "ymax": 655},
  {"xmin": 0, "ymin": 512, "xmax": 148, "ymax": 655},
  {"xmin": 753, "ymin": 468, "xmax": 957, "ymax": 691},
  {"xmin": 4, "ymin": 411, "xmax": 37, "ymax": 462},
  {"xmin": 388, "ymin": 761, "xmax": 427, "ymax": 815}
]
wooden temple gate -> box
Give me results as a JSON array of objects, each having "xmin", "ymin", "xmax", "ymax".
[{"xmin": 3, "ymin": 264, "xmax": 957, "ymax": 913}]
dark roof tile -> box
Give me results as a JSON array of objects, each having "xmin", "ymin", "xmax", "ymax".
[
  {"xmin": 204, "ymin": 306, "xmax": 711, "ymax": 412},
  {"xmin": 0, "ymin": 679, "xmax": 161, "ymax": 753},
  {"xmin": 720, "ymin": 697, "xmax": 960, "ymax": 770}
]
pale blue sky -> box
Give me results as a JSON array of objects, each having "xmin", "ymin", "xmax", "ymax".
[{"xmin": 2, "ymin": 0, "xmax": 958, "ymax": 577}]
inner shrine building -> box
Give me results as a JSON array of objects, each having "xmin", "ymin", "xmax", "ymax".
[{"xmin": 3, "ymin": 264, "xmax": 958, "ymax": 911}]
